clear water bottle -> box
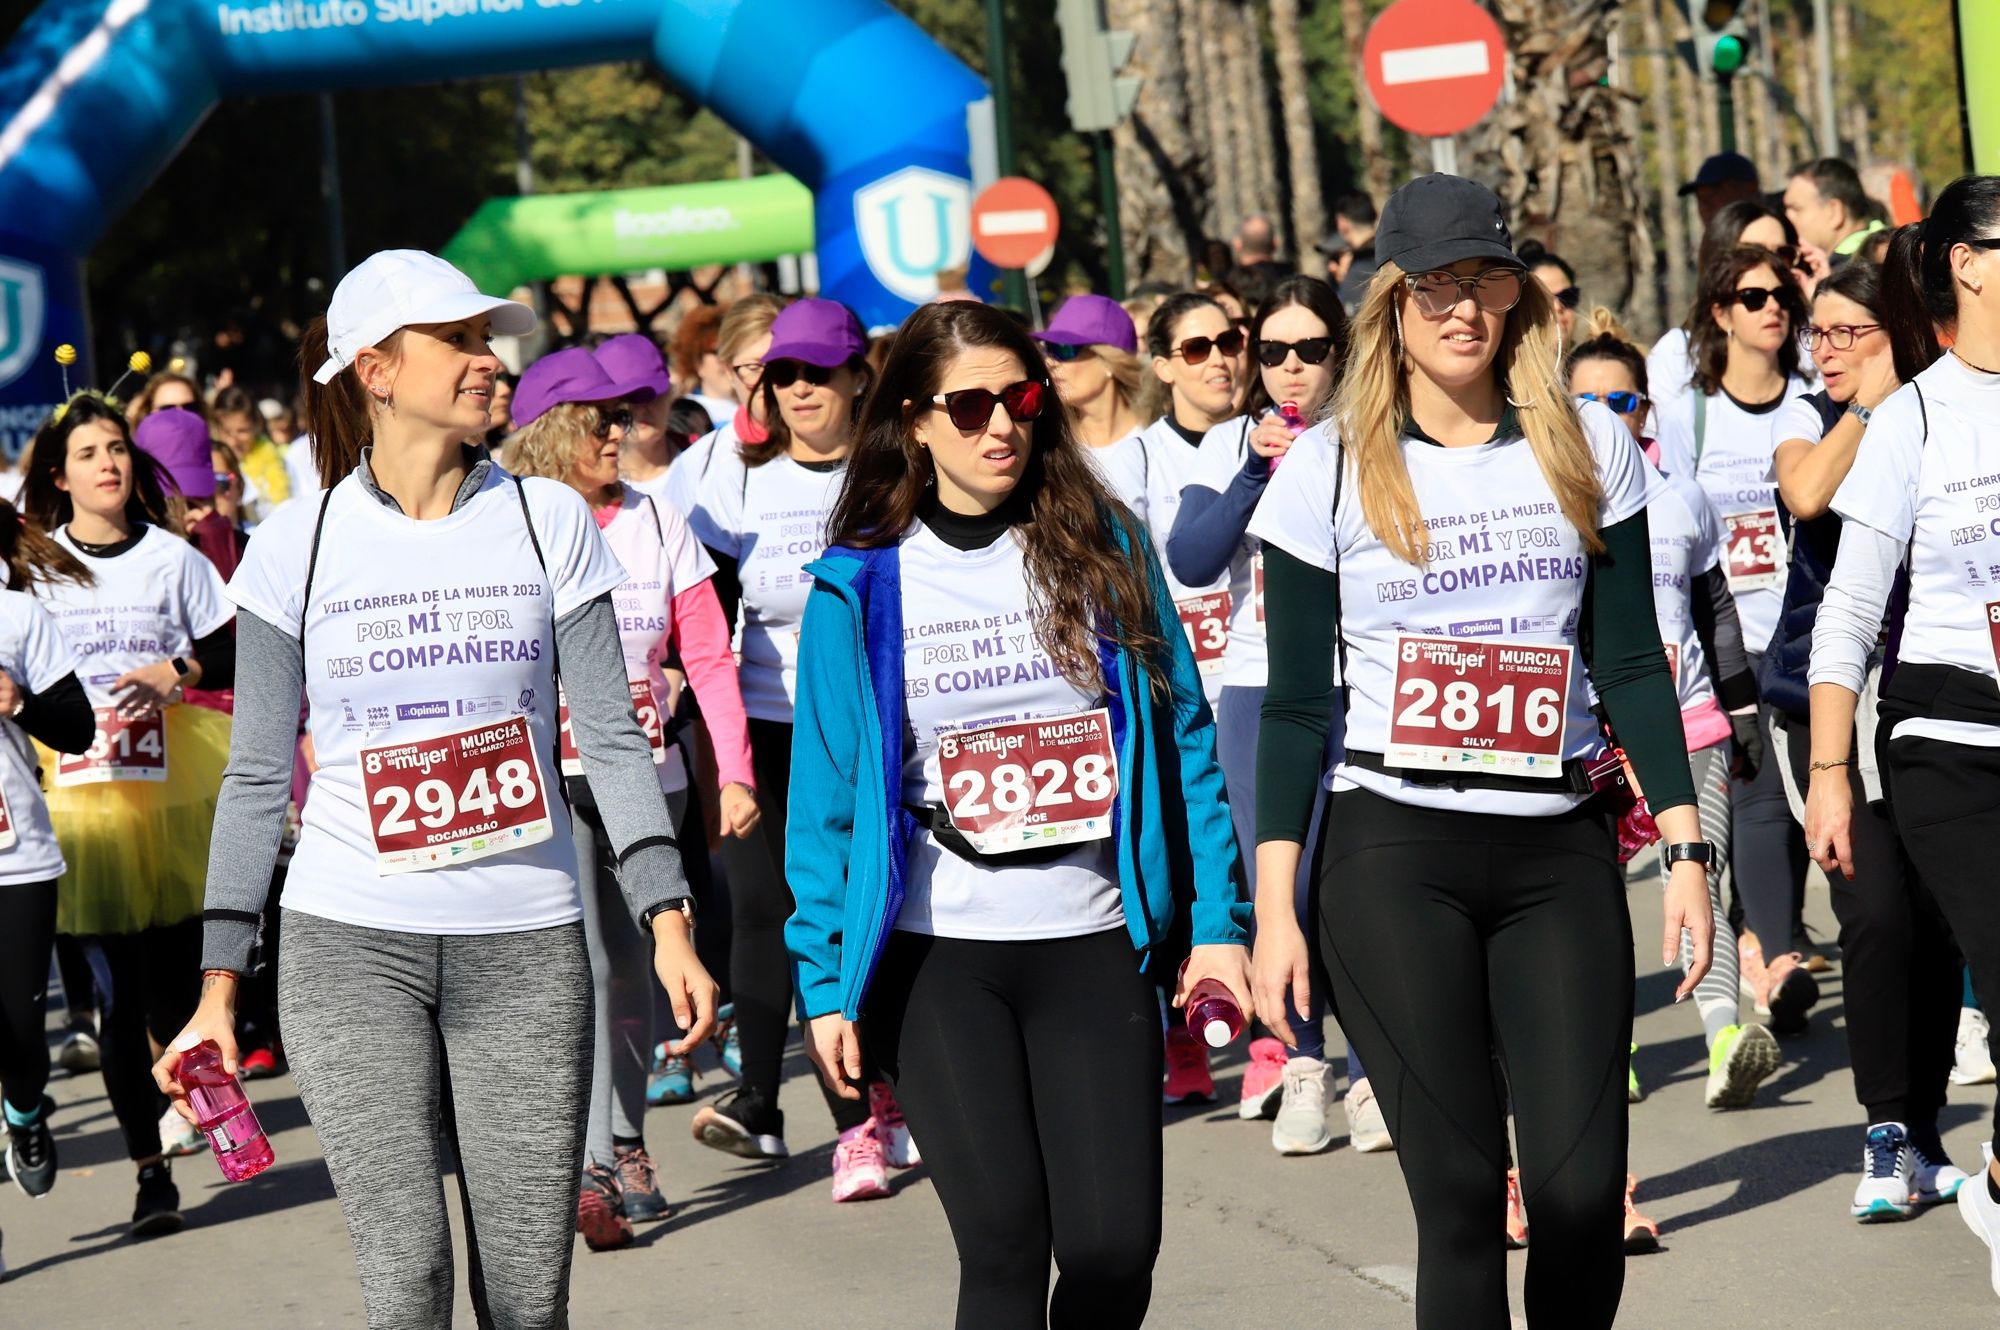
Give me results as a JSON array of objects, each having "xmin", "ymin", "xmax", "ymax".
[
  {"xmin": 1178, "ymin": 959, "xmax": 1245, "ymax": 1049},
  {"xmin": 181, "ymin": 1040, "xmax": 275, "ymax": 1182}
]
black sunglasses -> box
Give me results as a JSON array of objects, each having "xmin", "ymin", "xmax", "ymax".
[
  {"xmin": 1553, "ymin": 286, "xmax": 1582, "ymax": 310},
  {"xmin": 1725, "ymin": 286, "xmax": 1792, "ymax": 313},
  {"xmin": 1039, "ymin": 341, "xmax": 1085, "ymax": 363},
  {"xmin": 765, "ymin": 360, "xmax": 836, "ymax": 389},
  {"xmin": 1175, "ymin": 328, "xmax": 1247, "ymax": 364},
  {"xmin": 1255, "ymin": 337, "xmax": 1335, "ymax": 368},
  {"xmin": 1575, "ymin": 391, "xmax": 1643, "ymax": 415},
  {"xmin": 590, "ymin": 408, "xmax": 635, "ymax": 439},
  {"xmin": 930, "ymin": 379, "xmax": 1048, "ymax": 432}
]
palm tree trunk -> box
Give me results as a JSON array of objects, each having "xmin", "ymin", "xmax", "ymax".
[
  {"xmin": 1270, "ymin": 0, "xmax": 1325, "ymax": 263},
  {"xmin": 1612, "ymin": 12, "xmax": 1661, "ymax": 334},
  {"xmin": 1239, "ymin": 2, "xmax": 1281, "ymax": 226},
  {"xmin": 1108, "ymin": 0, "xmax": 1202, "ymax": 286},
  {"xmin": 1341, "ymin": 0, "xmax": 1391, "ymax": 203},
  {"xmin": 1642, "ymin": 0, "xmax": 1691, "ymax": 325}
]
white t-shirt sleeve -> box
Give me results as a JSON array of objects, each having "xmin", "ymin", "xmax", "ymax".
[
  {"xmin": 226, "ymin": 492, "xmax": 319, "ymax": 636},
  {"xmin": 687, "ymin": 443, "xmax": 746, "ymax": 558},
  {"xmin": 18, "ymin": 597, "xmax": 80, "ymax": 692},
  {"xmin": 523, "ymin": 478, "xmax": 629, "ymax": 617},
  {"xmin": 1188, "ymin": 417, "xmax": 1253, "ymax": 494},
  {"xmin": 1247, "ymin": 422, "xmax": 1340, "ymax": 572},
  {"xmin": 175, "ymin": 539, "xmax": 236, "ymax": 640},
  {"xmin": 1583, "ymin": 402, "xmax": 1657, "ymax": 527},
  {"xmin": 655, "ymin": 495, "xmax": 717, "ymax": 593},
  {"xmin": 1829, "ymin": 381, "xmax": 1925, "ymax": 539}
]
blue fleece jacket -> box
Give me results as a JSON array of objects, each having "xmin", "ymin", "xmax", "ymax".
[{"xmin": 784, "ymin": 521, "xmax": 1249, "ymax": 1022}]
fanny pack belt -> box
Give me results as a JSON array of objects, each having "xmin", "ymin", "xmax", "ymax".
[
  {"xmin": 1345, "ymin": 749, "xmax": 1597, "ymax": 796},
  {"xmin": 905, "ymin": 803, "xmax": 1079, "ymax": 866}
]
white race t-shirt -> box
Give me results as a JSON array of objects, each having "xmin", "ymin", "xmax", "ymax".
[
  {"xmin": 44, "ymin": 525, "xmax": 233, "ymax": 705},
  {"xmin": 1249, "ymin": 405, "xmax": 1655, "ymax": 815},
  {"xmin": 1646, "ymin": 464, "xmax": 1725, "ymax": 716},
  {"xmin": 689, "ymin": 448, "xmax": 843, "ymax": 723},
  {"xmin": 1831, "ymin": 356, "xmax": 2000, "ymax": 746},
  {"xmin": 1187, "ymin": 415, "xmax": 1275, "ymax": 690},
  {"xmin": 596, "ymin": 486, "xmax": 718, "ymax": 794},
  {"xmin": 896, "ymin": 523, "xmax": 1123, "ymax": 940},
  {"xmin": 1646, "ymin": 328, "xmax": 1695, "ymax": 432},
  {"xmin": 0, "ymin": 592, "xmax": 82, "ymax": 884},
  {"xmin": 227, "ymin": 469, "xmax": 627, "ymax": 935},
  {"xmin": 1655, "ymin": 378, "xmax": 1809, "ymax": 656}
]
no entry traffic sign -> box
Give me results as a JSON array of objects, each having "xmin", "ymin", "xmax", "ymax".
[
  {"xmin": 972, "ymin": 178, "xmax": 1061, "ymax": 271},
  {"xmin": 1363, "ymin": 0, "xmax": 1507, "ymax": 139}
]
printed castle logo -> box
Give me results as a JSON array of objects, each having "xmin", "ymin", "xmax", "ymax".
[{"xmin": 0, "ymin": 259, "xmax": 47, "ymax": 392}]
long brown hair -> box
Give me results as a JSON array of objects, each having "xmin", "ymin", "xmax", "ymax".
[
  {"xmin": 1690, "ymin": 245, "xmax": 1804, "ymax": 396},
  {"xmin": 0, "ymin": 500, "xmax": 90, "ymax": 590},
  {"xmin": 23, "ymin": 394, "xmax": 178, "ymax": 536},
  {"xmin": 825, "ymin": 302, "xmax": 1166, "ymax": 689},
  {"xmin": 298, "ymin": 313, "xmax": 406, "ymax": 489},
  {"xmin": 1336, "ymin": 261, "xmax": 1603, "ymax": 565}
]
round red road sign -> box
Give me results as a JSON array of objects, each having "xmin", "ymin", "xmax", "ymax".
[
  {"xmin": 971, "ymin": 177, "xmax": 1061, "ymax": 271},
  {"xmin": 1363, "ymin": 0, "xmax": 1507, "ymax": 139}
]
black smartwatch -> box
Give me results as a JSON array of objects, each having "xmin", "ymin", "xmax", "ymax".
[
  {"xmin": 1663, "ymin": 842, "xmax": 1716, "ymax": 868},
  {"xmin": 171, "ymin": 656, "xmax": 191, "ymax": 679}
]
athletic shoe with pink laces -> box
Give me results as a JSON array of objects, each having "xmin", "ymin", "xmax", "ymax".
[
  {"xmin": 1163, "ymin": 1024, "xmax": 1217, "ymax": 1105},
  {"xmin": 1238, "ymin": 1037, "xmax": 1288, "ymax": 1121},
  {"xmin": 868, "ymin": 1081, "xmax": 921, "ymax": 1170},
  {"xmin": 1740, "ymin": 930, "xmax": 1819, "ymax": 1038},
  {"xmin": 831, "ymin": 1122, "xmax": 891, "ymax": 1202}
]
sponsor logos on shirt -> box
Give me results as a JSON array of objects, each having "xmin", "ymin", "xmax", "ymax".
[{"xmin": 395, "ymin": 700, "xmax": 451, "ymax": 721}]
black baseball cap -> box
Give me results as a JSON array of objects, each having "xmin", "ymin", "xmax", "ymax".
[
  {"xmin": 1677, "ymin": 151, "xmax": 1759, "ymax": 196},
  {"xmin": 1374, "ymin": 173, "xmax": 1517, "ymax": 274}
]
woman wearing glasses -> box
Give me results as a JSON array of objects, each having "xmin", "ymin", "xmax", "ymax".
[
  {"xmin": 502, "ymin": 348, "xmax": 758, "ymax": 1250},
  {"xmin": 685, "ymin": 297, "xmax": 914, "ymax": 1201},
  {"xmin": 1658, "ymin": 244, "xmax": 1820, "ymax": 1038},
  {"xmin": 1773, "ymin": 258, "xmax": 1971, "ymax": 1220},
  {"xmin": 1164, "ymin": 275, "xmax": 1359, "ymax": 1153},
  {"xmin": 788, "ymin": 299, "xmax": 1249, "ymax": 1326},
  {"xmin": 659, "ymin": 294, "xmax": 786, "ymax": 519},
  {"xmin": 1250, "ymin": 174, "xmax": 1711, "ymax": 1328},
  {"xmin": 1520, "ymin": 241, "xmax": 1580, "ymax": 344},
  {"xmin": 1650, "ymin": 199, "xmax": 1811, "ymax": 425}
]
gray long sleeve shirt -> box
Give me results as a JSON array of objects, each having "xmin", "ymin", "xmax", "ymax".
[{"xmin": 200, "ymin": 453, "xmax": 690, "ymax": 974}]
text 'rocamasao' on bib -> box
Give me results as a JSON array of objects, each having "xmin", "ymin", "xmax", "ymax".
[{"xmin": 360, "ymin": 715, "xmax": 553, "ymax": 875}]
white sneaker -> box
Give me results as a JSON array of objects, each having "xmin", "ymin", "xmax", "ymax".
[
  {"xmin": 158, "ymin": 1106, "xmax": 206, "ymax": 1159},
  {"xmin": 1270, "ymin": 1056, "xmax": 1333, "ymax": 1155},
  {"xmin": 1344, "ymin": 1075, "xmax": 1394, "ymax": 1153},
  {"xmin": 1958, "ymin": 1143, "xmax": 2000, "ymax": 1298},
  {"xmin": 1954, "ymin": 1008, "xmax": 1996, "ymax": 1086},
  {"xmin": 1915, "ymin": 1138, "xmax": 1971, "ymax": 1207},
  {"xmin": 1851, "ymin": 1122, "xmax": 1916, "ymax": 1222}
]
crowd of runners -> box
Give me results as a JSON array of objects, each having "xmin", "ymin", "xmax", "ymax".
[{"xmin": 2, "ymin": 150, "xmax": 2000, "ymax": 1329}]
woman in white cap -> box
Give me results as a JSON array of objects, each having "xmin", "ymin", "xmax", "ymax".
[{"xmin": 153, "ymin": 250, "xmax": 716, "ymax": 1326}]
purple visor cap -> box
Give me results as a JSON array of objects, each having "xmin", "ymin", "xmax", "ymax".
[
  {"xmin": 513, "ymin": 347, "xmax": 619, "ymax": 428},
  {"xmin": 134, "ymin": 408, "xmax": 217, "ymax": 500},
  {"xmin": 593, "ymin": 333, "xmax": 671, "ymax": 403},
  {"xmin": 763, "ymin": 298, "xmax": 866, "ymax": 368},
  {"xmin": 1036, "ymin": 294, "xmax": 1137, "ymax": 353}
]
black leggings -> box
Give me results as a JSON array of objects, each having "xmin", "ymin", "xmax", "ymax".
[
  {"xmin": 865, "ymin": 927, "xmax": 1162, "ymax": 1330},
  {"xmin": 1888, "ymin": 735, "xmax": 2000, "ymax": 1156},
  {"xmin": 0, "ymin": 881, "xmax": 57, "ymax": 1116},
  {"xmin": 1318, "ymin": 789, "xmax": 1631, "ymax": 1330},
  {"xmin": 88, "ymin": 917, "xmax": 202, "ymax": 1162},
  {"xmin": 1783, "ymin": 718, "xmax": 1957, "ymax": 1128},
  {"xmin": 721, "ymin": 717, "xmax": 869, "ymax": 1130}
]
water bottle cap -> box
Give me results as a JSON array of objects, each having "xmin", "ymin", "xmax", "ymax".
[{"xmin": 1201, "ymin": 1018, "xmax": 1232, "ymax": 1049}]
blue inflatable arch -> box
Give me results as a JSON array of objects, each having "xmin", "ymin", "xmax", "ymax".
[{"xmin": 0, "ymin": 0, "xmax": 988, "ymax": 435}]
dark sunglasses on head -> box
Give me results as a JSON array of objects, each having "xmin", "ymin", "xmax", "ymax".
[
  {"xmin": 1574, "ymin": 391, "xmax": 1643, "ymax": 415},
  {"xmin": 590, "ymin": 408, "xmax": 635, "ymax": 439},
  {"xmin": 1725, "ymin": 286, "xmax": 1790, "ymax": 313},
  {"xmin": 1255, "ymin": 337, "xmax": 1335, "ymax": 368},
  {"xmin": 1175, "ymin": 328, "xmax": 1247, "ymax": 364},
  {"xmin": 930, "ymin": 379, "xmax": 1048, "ymax": 432},
  {"xmin": 1764, "ymin": 244, "xmax": 1812, "ymax": 273},
  {"xmin": 765, "ymin": 360, "xmax": 836, "ymax": 390},
  {"xmin": 1039, "ymin": 340, "xmax": 1085, "ymax": 363}
]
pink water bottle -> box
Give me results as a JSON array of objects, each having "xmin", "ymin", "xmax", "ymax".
[
  {"xmin": 1179, "ymin": 959, "xmax": 1245, "ymax": 1048},
  {"xmin": 1269, "ymin": 401, "xmax": 1307, "ymax": 473},
  {"xmin": 181, "ymin": 1041, "xmax": 275, "ymax": 1182}
]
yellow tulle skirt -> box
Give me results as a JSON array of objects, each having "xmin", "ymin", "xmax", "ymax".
[{"xmin": 40, "ymin": 703, "xmax": 232, "ymax": 937}]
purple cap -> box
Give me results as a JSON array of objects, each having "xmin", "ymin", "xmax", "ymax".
[
  {"xmin": 593, "ymin": 334, "xmax": 671, "ymax": 403},
  {"xmin": 1036, "ymin": 294, "xmax": 1137, "ymax": 353},
  {"xmin": 763, "ymin": 298, "xmax": 865, "ymax": 368},
  {"xmin": 134, "ymin": 408, "xmax": 216, "ymax": 500},
  {"xmin": 513, "ymin": 347, "xmax": 619, "ymax": 428}
]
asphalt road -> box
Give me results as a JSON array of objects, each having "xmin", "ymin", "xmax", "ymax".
[{"xmin": 6, "ymin": 864, "xmax": 2000, "ymax": 1327}]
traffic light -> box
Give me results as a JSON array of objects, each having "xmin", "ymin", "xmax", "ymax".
[
  {"xmin": 1696, "ymin": 0, "xmax": 1752, "ymax": 79},
  {"xmin": 1055, "ymin": 0, "xmax": 1142, "ymax": 133}
]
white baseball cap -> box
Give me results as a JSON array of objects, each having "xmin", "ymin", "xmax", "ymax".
[{"xmin": 312, "ymin": 250, "xmax": 537, "ymax": 384}]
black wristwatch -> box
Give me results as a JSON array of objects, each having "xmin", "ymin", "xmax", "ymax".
[
  {"xmin": 171, "ymin": 656, "xmax": 191, "ymax": 679},
  {"xmin": 1663, "ymin": 842, "xmax": 1716, "ymax": 868},
  {"xmin": 641, "ymin": 898, "xmax": 696, "ymax": 933}
]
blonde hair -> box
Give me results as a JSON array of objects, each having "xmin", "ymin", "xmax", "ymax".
[
  {"xmin": 1335, "ymin": 260, "xmax": 1604, "ymax": 566},
  {"xmin": 501, "ymin": 403, "xmax": 601, "ymax": 483},
  {"xmin": 1096, "ymin": 344, "xmax": 1145, "ymax": 412},
  {"xmin": 718, "ymin": 293, "xmax": 788, "ymax": 365}
]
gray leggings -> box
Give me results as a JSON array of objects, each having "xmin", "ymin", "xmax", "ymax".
[
  {"xmin": 279, "ymin": 909, "xmax": 592, "ymax": 1330},
  {"xmin": 1670, "ymin": 740, "xmax": 1741, "ymax": 1046}
]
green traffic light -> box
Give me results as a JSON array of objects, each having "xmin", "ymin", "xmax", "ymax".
[{"xmin": 1712, "ymin": 33, "xmax": 1746, "ymax": 75}]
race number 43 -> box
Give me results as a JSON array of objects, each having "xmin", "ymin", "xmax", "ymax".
[
  {"xmin": 1387, "ymin": 635, "xmax": 1572, "ymax": 777},
  {"xmin": 56, "ymin": 708, "xmax": 168, "ymax": 786},
  {"xmin": 1724, "ymin": 509, "xmax": 1781, "ymax": 590},
  {"xmin": 1176, "ymin": 592, "xmax": 1231, "ymax": 676},
  {"xmin": 359, "ymin": 716, "xmax": 553, "ymax": 874},
  {"xmin": 936, "ymin": 708, "xmax": 1119, "ymax": 855}
]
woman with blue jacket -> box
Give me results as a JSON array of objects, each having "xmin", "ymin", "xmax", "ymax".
[{"xmin": 786, "ymin": 300, "xmax": 1251, "ymax": 1329}]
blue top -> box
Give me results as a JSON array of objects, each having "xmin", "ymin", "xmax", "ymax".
[{"xmin": 784, "ymin": 520, "xmax": 1250, "ymax": 1021}]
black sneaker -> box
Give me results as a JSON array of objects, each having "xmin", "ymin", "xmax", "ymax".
[
  {"xmin": 689, "ymin": 1086, "xmax": 788, "ymax": 1160},
  {"xmin": 5, "ymin": 1095, "xmax": 56, "ymax": 1199},
  {"xmin": 131, "ymin": 1160, "xmax": 184, "ymax": 1238},
  {"xmin": 1768, "ymin": 964, "xmax": 1820, "ymax": 1039}
]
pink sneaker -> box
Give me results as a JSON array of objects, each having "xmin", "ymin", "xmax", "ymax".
[
  {"xmin": 831, "ymin": 1122, "xmax": 891, "ymax": 1202},
  {"xmin": 868, "ymin": 1082, "xmax": 921, "ymax": 1169},
  {"xmin": 1163, "ymin": 1024, "xmax": 1216, "ymax": 1104},
  {"xmin": 1238, "ymin": 1037, "xmax": 1288, "ymax": 1121}
]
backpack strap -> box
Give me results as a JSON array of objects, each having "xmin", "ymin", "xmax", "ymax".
[
  {"xmin": 298, "ymin": 485, "xmax": 337, "ymax": 643},
  {"xmin": 1692, "ymin": 390, "xmax": 1708, "ymax": 467}
]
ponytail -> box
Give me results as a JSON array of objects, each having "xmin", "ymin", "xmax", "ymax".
[
  {"xmin": 1564, "ymin": 306, "xmax": 1649, "ymax": 395},
  {"xmin": 1881, "ymin": 221, "xmax": 1947, "ymax": 384},
  {"xmin": 0, "ymin": 500, "xmax": 91, "ymax": 591},
  {"xmin": 298, "ymin": 314, "xmax": 393, "ymax": 489}
]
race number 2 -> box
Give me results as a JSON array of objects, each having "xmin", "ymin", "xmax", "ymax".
[
  {"xmin": 56, "ymin": 708, "xmax": 168, "ymax": 786},
  {"xmin": 1386, "ymin": 635, "xmax": 1573, "ymax": 778},
  {"xmin": 1723, "ymin": 509, "xmax": 1782, "ymax": 591},
  {"xmin": 1176, "ymin": 592, "xmax": 1231, "ymax": 676},
  {"xmin": 936, "ymin": 708, "xmax": 1119, "ymax": 855},
  {"xmin": 359, "ymin": 716, "xmax": 553, "ymax": 875},
  {"xmin": 559, "ymin": 680, "xmax": 666, "ymax": 777}
]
